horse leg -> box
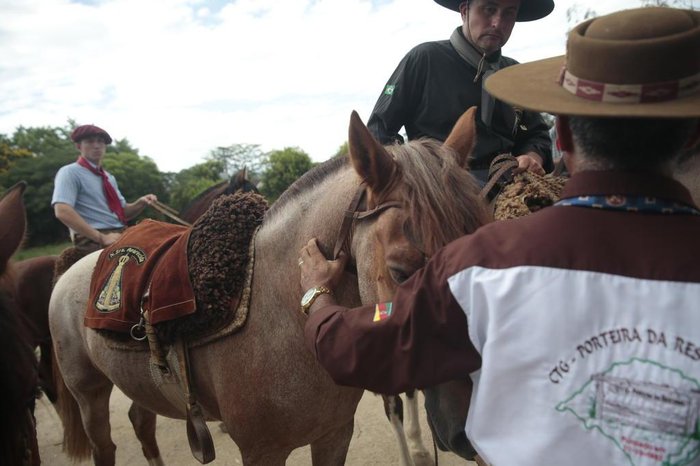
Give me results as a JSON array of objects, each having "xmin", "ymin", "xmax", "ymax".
[
  {"xmin": 240, "ymin": 448, "xmax": 291, "ymax": 466},
  {"xmin": 310, "ymin": 418, "xmax": 354, "ymax": 466},
  {"xmin": 129, "ymin": 402, "xmax": 165, "ymax": 466},
  {"xmin": 75, "ymin": 380, "xmax": 117, "ymax": 465},
  {"xmin": 404, "ymin": 390, "xmax": 433, "ymax": 466},
  {"xmin": 128, "ymin": 402, "xmax": 164, "ymax": 466},
  {"xmin": 53, "ymin": 344, "xmax": 117, "ymax": 465},
  {"xmin": 38, "ymin": 340, "xmax": 57, "ymax": 403},
  {"xmin": 383, "ymin": 394, "xmax": 414, "ymax": 466}
]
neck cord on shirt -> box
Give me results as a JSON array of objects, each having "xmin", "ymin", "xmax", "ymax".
[
  {"xmin": 554, "ymin": 195, "xmax": 700, "ymax": 215},
  {"xmin": 450, "ymin": 28, "xmax": 500, "ymax": 128},
  {"xmin": 464, "ymin": 3, "xmax": 488, "ymax": 83}
]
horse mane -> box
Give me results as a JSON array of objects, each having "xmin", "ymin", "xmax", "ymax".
[
  {"xmin": 264, "ymin": 141, "xmax": 491, "ymax": 256},
  {"xmin": 265, "ymin": 155, "xmax": 349, "ymax": 222},
  {"xmin": 386, "ymin": 139, "xmax": 492, "ymax": 256}
]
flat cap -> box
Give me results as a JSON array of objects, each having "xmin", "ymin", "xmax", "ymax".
[{"xmin": 70, "ymin": 124, "xmax": 112, "ymax": 144}]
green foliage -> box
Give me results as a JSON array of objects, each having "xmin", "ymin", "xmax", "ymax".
[
  {"xmin": 102, "ymin": 151, "xmax": 169, "ymax": 208},
  {"xmin": 0, "ymin": 122, "xmax": 167, "ymax": 245},
  {"xmin": 566, "ymin": 4, "xmax": 596, "ymax": 31},
  {"xmin": 108, "ymin": 138, "xmax": 140, "ymax": 155},
  {"xmin": 0, "ymin": 135, "xmax": 32, "ymax": 175},
  {"xmin": 206, "ymin": 143, "xmax": 268, "ymax": 181},
  {"xmin": 259, "ymin": 147, "xmax": 314, "ymax": 201},
  {"xmin": 168, "ymin": 160, "xmax": 227, "ymax": 212},
  {"xmin": 0, "ymin": 146, "xmax": 76, "ymax": 245},
  {"xmin": 0, "ymin": 120, "xmax": 319, "ymax": 247},
  {"xmin": 102, "ymin": 151, "xmax": 169, "ymax": 223},
  {"xmin": 334, "ymin": 141, "xmax": 349, "ymax": 158},
  {"xmin": 13, "ymin": 241, "xmax": 72, "ymax": 261}
]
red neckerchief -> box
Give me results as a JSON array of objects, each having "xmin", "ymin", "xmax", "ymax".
[{"xmin": 76, "ymin": 156, "xmax": 127, "ymax": 224}]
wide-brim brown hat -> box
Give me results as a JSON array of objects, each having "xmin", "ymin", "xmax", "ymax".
[
  {"xmin": 434, "ymin": 0, "xmax": 554, "ymax": 22},
  {"xmin": 485, "ymin": 7, "xmax": 700, "ymax": 117}
]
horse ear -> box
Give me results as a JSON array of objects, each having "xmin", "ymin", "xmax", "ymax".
[
  {"xmin": 0, "ymin": 182, "xmax": 27, "ymax": 269},
  {"xmin": 234, "ymin": 167, "xmax": 247, "ymax": 185},
  {"xmin": 443, "ymin": 106, "xmax": 477, "ymax": 169},
  {"xmin": 348, "ymin": 111, "xmax": 397, "ymax": 193}
]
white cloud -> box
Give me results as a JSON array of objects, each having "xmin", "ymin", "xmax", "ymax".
[{"xmin": 0, "ymin": 0, "xmax": 680, "ymax": 172}]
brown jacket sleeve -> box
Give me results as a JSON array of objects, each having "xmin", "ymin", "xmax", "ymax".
[{"xmin": 304, "ymin": 245, "xmax": 482, "ymax": 395}]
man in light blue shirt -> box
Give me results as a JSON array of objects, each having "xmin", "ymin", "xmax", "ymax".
[{"xmin": 52, "ymin": 124, "xmax": 157, "ymax": 253}]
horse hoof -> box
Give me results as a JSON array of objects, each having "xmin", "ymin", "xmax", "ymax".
[{"xmin": 412, "ymin": 450, "xmax": 434, "ymax": 466}]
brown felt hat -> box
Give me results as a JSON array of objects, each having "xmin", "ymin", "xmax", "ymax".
[
  {"xmin": 485, "ymin": 7, "xmax": 700, "ymax": 117},
  {"xmin": 70, "ymin": 124, "xmax": 112, "ymax": 144},
  {"xmin": 434, "ymin": 0, "xmax": 554, "ymax": 22}
]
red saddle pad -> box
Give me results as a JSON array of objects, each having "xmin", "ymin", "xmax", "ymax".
[{"xmin": 84, "ymin": 220, "xmax": 196, "ymax": 333}]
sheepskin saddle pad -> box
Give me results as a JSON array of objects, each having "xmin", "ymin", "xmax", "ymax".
[
  {"xmin": 493, "ymin": 171, "xmax": 567, "ymax": 220},
  {"xmin": 84, "ymin": 192, "xmax": 268, "ymax": 343},
  {"xmin": 54, "ymin": 246, "xmax": 85, "ymax": 285}
]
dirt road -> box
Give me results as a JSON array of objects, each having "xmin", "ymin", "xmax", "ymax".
[{"xmin": 36, "ymin": 388, "xmax": 473, "ymax": 465}]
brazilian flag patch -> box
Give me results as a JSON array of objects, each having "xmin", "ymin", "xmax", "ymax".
[
  {"xmin": 384, "ymin": 84, "xmax": 395, "ymax": 96},
  {"xmin": 373, "ymin": 302, "xmax": 393, "ymax": 322}
]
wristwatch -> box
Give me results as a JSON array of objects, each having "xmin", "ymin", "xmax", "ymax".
[{"xmin": 300, "ymin": 285, "xmax": 334, "ymax": 315}]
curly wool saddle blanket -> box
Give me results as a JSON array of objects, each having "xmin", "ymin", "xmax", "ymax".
[
  {"xmin": 84, "ymin": 192, "xmax": 268, "ymax": 343},
  {"xmin": 492, "ymin": 171, "xmax": 567, "ymax": 220}
]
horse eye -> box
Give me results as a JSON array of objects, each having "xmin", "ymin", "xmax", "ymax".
[{"xmin": 389, "ymin": 267, "xmax": 411, "ymax": 284}]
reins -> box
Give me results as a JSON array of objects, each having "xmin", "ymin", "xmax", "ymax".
[
  {"xmin": 332, "ymin": 181, "xmax": 401, "ymax": 262},
  {"xmin": 149, "ymin": 200, "xmax": 192, "ymax": 227},
  {"xmin": 479, "ymin": 153, "xmax": 518, "ymax": 202}
]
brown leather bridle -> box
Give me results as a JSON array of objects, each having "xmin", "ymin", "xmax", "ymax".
[{"xmin": 332, "ymin": 181, "xmax": 402, "ymax": 263}]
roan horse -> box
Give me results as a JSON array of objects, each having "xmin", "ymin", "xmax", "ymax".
[
  {"xmin": 11, "ymin": 168, "xmax": 258, "ymax": 407},
  {"xmin": 49, "ymin": 108, "xmax": 488, "ymax": 465},
  {"xmin": 0, "ymin": 181, "xmax": 41, "ymax": 466}
]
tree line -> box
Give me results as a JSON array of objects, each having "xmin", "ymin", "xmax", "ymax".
[{"xmin": 0, "ymin": 121, "xmax": 344, "ymax": 247}]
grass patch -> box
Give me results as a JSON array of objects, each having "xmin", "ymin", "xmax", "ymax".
[{"xmin": 14, "ymin": 242, "xmax": 72, "ymax": 261}]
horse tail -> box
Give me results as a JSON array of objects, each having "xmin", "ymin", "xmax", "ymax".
[{"xmin": 52, "ymin": 351, "xmax": 92, "ymax": 460}]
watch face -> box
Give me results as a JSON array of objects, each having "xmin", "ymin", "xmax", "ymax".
[{"xmin": 301, "ymin": 287, "xmax": 317, "ymax": 307}]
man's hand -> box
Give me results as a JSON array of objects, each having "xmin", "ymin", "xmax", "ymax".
[
  {"xmin": 299, "ymin": 238, "xmax": 348, "ymax": 293},
  {"xmin": 514, "ymin": 153, "xmax": 545, "ymax": 176},
  {"xmin": 139, "ymin": 194, "xmax": 158, "ymax": 205},
  {"xmin": 99, "ymin": 231, "xmax": 122, "ymax": 247}
]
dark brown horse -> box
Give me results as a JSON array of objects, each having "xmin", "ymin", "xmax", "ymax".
[
  {"xmin": 179, "ymin": 168, "xmax": 259, "ymax": 223},
  {"xmin": 14, "ymin": 255, "xmax": 58, "ymax": 402},
  {"xmin": 49, "ymin": 109, "xmax": 487, "ymax": 465},
  {"xmin": 0, "ymin": 181, "xmax": 41, "ymax": 466}
]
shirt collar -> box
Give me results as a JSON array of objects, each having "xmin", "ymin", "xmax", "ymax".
[{"xmin": 562, "ymin": 170, "xmax": 696, "ymax": 207}]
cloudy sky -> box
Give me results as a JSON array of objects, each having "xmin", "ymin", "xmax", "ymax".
[{"xmin": 0, "ymin": 0, "xmax": 692, "ymax": 173}]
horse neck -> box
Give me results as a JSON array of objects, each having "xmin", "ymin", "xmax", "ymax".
[
  {"xmin": 254, "ymin": 167, "xmax": 360, "ymax": 311},
  {"xmin": 180, "ymin": 183, "xmax": 227, "ymax": 223}
]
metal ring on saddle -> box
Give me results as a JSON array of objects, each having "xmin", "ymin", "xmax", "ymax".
[{"xmin": 130, "ymin": 318, "xmax": 147, "ymax": 341}]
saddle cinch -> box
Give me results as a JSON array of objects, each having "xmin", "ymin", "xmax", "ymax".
[{"xmin": 85, "ymin": 192, "xmax": 267, "ymax": 464}]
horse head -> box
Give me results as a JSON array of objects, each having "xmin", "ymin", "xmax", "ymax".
[
  {"xmin": 347, "ymin": 107, "xmax": 489, "ymax": 304},
  {"xmin": 225, "ymin": 167, "xmax": 259, "ymax": 196},
  {"xmin": 345, "ymin": 109, "xmax": 486, "ymax": 462},
  {"xmin": 179, "ymin": 168, "xmax": 259, "ymax": 224},
  {"xmin": 0, "ymin": 181, "xmax": 40, "ymax": 466},
  {"xmin": 0, "ymin": 181, "xmax": 27, "ymax": 272}
]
